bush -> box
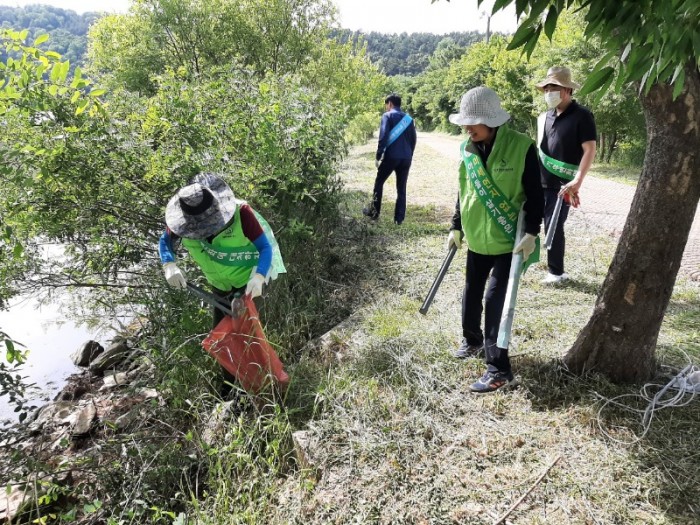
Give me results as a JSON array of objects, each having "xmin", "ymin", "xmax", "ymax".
[{"xmin": 344, "ymin": 111, "xmax": 378, "ymax": 146}]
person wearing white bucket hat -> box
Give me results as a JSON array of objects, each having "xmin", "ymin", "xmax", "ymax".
[
  {"xmin": 535, "ymin": 66, "xmax": 597, "ymax": 284},
  {"xmin": 447, "ymin": 86, "xmax": 544, "ymax": 393},
  {"xmin": 158, "ymin": 173, "xmax": 286, "ymax": 329}
]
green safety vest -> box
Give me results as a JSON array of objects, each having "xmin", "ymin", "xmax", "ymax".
[
  {"xmin": 182, "ymin": 202, "xmax": 286, "ymax": 290},
  {"xmin": 458, "ymin": 125, "xmax": 534, "ymax": 256}
]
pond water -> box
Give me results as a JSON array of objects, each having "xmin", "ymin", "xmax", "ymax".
[{"xmin": 0, "ymin": 295, "xmax": 104, "ymax": 423}]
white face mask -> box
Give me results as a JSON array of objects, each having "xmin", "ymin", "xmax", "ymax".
[{"xmin": 544, "ymin": 91, "xmax": 561, "ymax": 109}]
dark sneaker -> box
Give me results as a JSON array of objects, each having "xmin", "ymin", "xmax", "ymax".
[
  {"xmin": 469, "ymin": 371, "xmax": 517, "ymax": 393},
  {"xmin": 453, "ymin": 338, "xmax": 484, "ymax": 359},
  {"xmin": 394, "ymin": 220, "xmax": 403, "ymax": 226},
  {"xmin": 362, "ymin": 207, "xmax": 378, "ymax": 220}
]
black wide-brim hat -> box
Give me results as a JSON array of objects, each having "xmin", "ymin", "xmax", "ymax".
[{"xmin": 165, "ymin": 174, "xmax": 236, "ymax": 240}]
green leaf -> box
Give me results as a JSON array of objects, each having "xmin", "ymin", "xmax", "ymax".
[
  {"xmin": 75, "ymin": 99, "xmax": 89, "ymax": 115},
  {"xmin": 543, "ymin": 6, "xmax": 559, "ymax": 41},
  {"xmin": 492, "ymin": 0, "xmax": 511, "ymax": 14},
  {"xmin": 506, "ymin": 23, "xmax": 537, "ymax": 51},
  {"xmin": 578, "ymin": 66, "xmax": 615, "ymax": 96},
  {"xmin": 89, "ymin": 89, "xmax": 106, "ymax": 98},
  {"xmin": 672, "ymin": 68, "xmax": 685, "ymax": 100},
  {"xmin": 591, "ymin": 68, "xmax": 616, "ymax": 105},
  {"xmin": 33, "ymin": 34, "xmax": 49, "ymax": 46}
]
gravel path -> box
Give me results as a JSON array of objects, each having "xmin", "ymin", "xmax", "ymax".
[{"xmin": 416, "ymin": 131, "xmax": 700, "ymax": 281}]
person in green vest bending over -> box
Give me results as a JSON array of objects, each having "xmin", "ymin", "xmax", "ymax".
[
  {"xmin": 535, "ymin": 66, "xmax": 597, "ymax": 284},
  {"xmin": 158, "ymin": 173, "xmax": 286, "ymax": 330},
  {"xmin": 446, "ymin": 87, "xmax": 544, "ymax": 393}
]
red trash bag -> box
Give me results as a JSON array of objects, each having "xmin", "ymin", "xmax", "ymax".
[{"xmin": 201, "ymin": 295, "xmax": 289, "ymax": 394}]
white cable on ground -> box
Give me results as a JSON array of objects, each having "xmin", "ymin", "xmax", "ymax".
[{"xmin": 594, "ymin": 362, "xmax": 699, "ymax": 446}]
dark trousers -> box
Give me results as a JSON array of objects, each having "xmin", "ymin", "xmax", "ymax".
[
  {"xmin": 543, "ymin": 188, "xmax": 571, "ymax": 276},
  {"xmin": 462, "ymin": 250, "xmax": 513, "ymax": 374},
  {"xmin": 369, "ymin": 157, "xmax": 412, "ymax": 223}
]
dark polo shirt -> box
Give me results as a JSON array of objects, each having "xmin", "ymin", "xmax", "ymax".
[{"xmin": 539, "ymin": 100, "xmax": 597, "ymax": 189}]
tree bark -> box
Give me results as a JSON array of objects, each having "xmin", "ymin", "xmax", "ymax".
[
  {"xmin": 564, "ymin": 65, "xmax": 700, "ymax": 383},
  {"xmin": 605, "ymin": 131, "xmax": 617, "ymax": 163}
]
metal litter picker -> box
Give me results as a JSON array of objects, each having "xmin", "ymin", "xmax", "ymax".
[{"xmin": 419, "ymin": 244, "xmax": 458, "ymax": 315}]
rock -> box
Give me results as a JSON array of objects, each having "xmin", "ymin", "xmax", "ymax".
[
  {"xmin": 54, "ymin": 372, "xmax": 93, "ymax": 402},
  {"xmin": 71, "ymin": 340, "xmax": 104, "ymax": 367},
  {"xmin": 89, "ymin": 341, "xmax": 131, "ymax": 376},
  {"xmin": 70, "ymin": 402, "xmax": 97, "ymax": 438},
  {"xmin": 0, "ymin": 484, "xmax": 33, "ymax": 522},
  {"xmin": 202, "ymin": 400, "xmax": 238, "ymax": 446},
  {"xmin": 298, "ymin": 312, "xmax": 365, "ymax": 364},
  {"xmin": 114, "ymin": 408, "xmax": 142, "ymax": 430},
  {"xmin": 27, "ymin": 401, "xmax": 76, "ymax": 432},
  {"xmin": 99, "ymin": 372, "xmax": 129, "ymax": 391},
  {"xmin": 292, "ymin": 430, "xmax": 322, "ymax": 479}
]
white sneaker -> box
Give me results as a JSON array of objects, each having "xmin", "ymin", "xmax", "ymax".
[{"xmin": 541, "ymin": 272, "xmax": 569, "ymax": 284}]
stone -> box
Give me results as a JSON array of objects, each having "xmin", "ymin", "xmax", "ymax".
[
  {"xmin": 70, "ymin": 402, "xmax": 97, "ymax": 438},
  {"xmin": 89, "ymin": 341, "xmax": 131, "ymax": 375},
  {"xmin": 70, "ymin": 340, "xmax": 104, "ymax": 367},
  {"xmin": 0, "ymin": 484, "xmax": 33, "ymax": 522},
  {"xmin": 292, "ymin": 430, "xmax": 322, "ymax": 479},
  {"xmin": 201, "ymin": 400, "xmax": 238, "ymax": 446},
  {"xmin": 100, "ymin": 372, "xmax": 129, "ymax": 391},
  {"xmin": 27, "ymin": 401, "xmax": 75, "ymax": 432}
]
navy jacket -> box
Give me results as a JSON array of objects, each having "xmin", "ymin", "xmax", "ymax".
[{"xmin": 376, "ymin": 108, "xmax": 417, "ymax": 161}]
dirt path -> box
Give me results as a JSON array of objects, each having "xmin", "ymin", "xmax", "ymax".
[{"xmin": 416, "ymin": 131, "xmax": 700, "ymax": 281}]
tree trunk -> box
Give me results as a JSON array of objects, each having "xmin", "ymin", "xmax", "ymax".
[
  {"xmin": 599, "ymin": 132, "xmax": 606, "ymax": 163},
  {"xmin": 564, "ymin": 65, "xmax": 700, "ymax": 383},
  {"xmin": 605, "ymin": 131, "xmax": 617, "ymax": 163}
]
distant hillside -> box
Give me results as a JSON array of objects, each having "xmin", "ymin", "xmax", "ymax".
[
  {"xmin": 0, "ymin": 4, "xmax": 103, "ymax": 65},
  {"xmin": 331, "ymin": 29, "xmax": 485, "ymax": 76},
  {"xmin": 1, "ymin": 5, "xmax": 487, "ymax": 77}
]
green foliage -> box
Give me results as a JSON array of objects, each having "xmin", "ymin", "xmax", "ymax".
[
  {"xmin": 332, "ymin": 28, "xmax": 484, "ymax": 76},
  {"xmin": 477, "ymin": 0, "xmax": 699, "ymax": 98},
  {"xmin": 344, "ymin": 110, "xmax": 379, "ymax": 146},
  {"xmin": 87, "ymin": 0, "xmax": 337, "ymax": 93},
  {"xmin": 0, "ymin": 4, "xmax": 100, "ymax": 67}
]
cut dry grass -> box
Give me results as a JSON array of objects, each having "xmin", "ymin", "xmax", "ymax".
[{"xmin": 207, "ymin": 135, "xmax": 700, "ymax": 524}]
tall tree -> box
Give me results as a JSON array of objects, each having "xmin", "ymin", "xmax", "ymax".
[{"xmin": 440, "ymin": 0, "xmax": 699, "ymax": 382}]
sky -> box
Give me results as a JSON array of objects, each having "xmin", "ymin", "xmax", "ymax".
[{"xmin": 0, "ymin": 0, "xmax": 519, "ymax": 35}]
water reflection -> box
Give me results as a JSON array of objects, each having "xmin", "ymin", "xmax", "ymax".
[{"xmin": 0, "ymin": 295, "xmax": 100, "ymax": 423}]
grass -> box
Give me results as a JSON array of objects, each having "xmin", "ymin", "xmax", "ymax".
[
  {"xmin": 588, "ymin": 163, "xmax": 642, "ymax": 186},
  {"xmin": 191, "ymin": 135, "xmax": 699, "ymax": 524}
]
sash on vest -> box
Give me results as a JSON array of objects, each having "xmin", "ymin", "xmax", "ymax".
[
  {"xmin": 537, "ymin": 112, "xmax": 579, "ymax": 181},
  {"xmin": 539, "ymin": 150, "xmax": 578, "ymax": 181},
  {"xmin": 386, "ymin": 114, "xmax": 413, "ymax": 148},
  {"xmin": 461, "ymin": 143, "xmax": 539, "ymax": 272}
]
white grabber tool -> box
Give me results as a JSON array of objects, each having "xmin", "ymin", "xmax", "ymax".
[{"xmin": 497, "ymin": 207, "xmax": 526, "ymax": 349}]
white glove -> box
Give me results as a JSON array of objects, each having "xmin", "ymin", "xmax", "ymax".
[
  {"xmin": 163, "ymin": 262, "xmax": 187, "ymax": 289},
  {"xmin": 245, "ymin": 273, "xmax": 266, "ymax": 298},
  {"xmin": 447, "ymin": 229, "xmax": 463, "ymax": 250},
  {"xmin": 375, "ymin": 158, "xmax": 380, "ymax": 169},
  {"xmin": 513, "ymin": 233, "xmax": 537, "ymax": 260}
]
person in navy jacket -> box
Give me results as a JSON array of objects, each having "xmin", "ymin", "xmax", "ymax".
[{"xmin": 363, "ymin": 93, "xmax": 417, "ymax": 225}]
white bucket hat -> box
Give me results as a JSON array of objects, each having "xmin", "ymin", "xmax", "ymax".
[
  {"xmin": 449, "ymin": 86, "xmax": 510, "ymax": 127},
  {"xmin": 535, "ymin": 66, "xmax": 581, "ymax": 91},
  {"xmin": 165, "ymin": 173, "xmax": 236, "ymax": 240}
]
